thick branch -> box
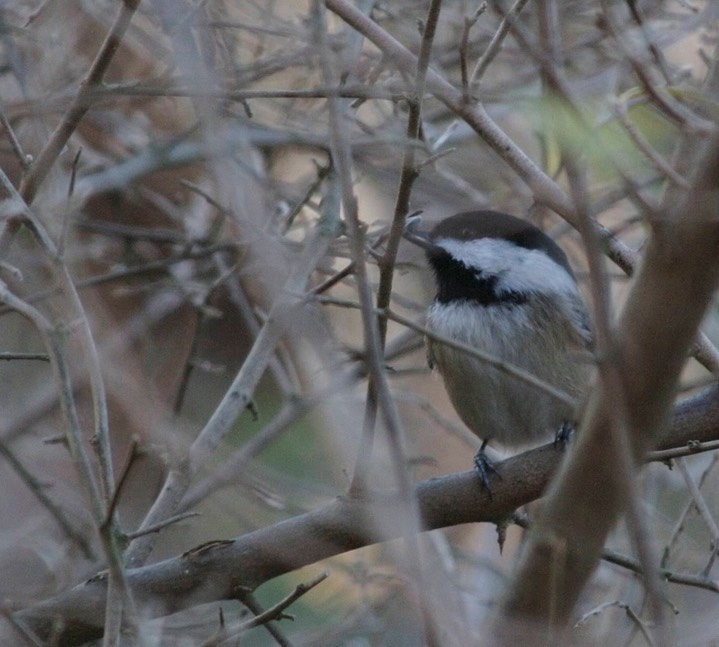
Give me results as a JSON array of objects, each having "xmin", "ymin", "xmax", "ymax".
[
  {"xmin": 9, "ymin": 385, "xmax": 719, "ymax": 646},
  {"xmin": 493, "ymin": 134, "xmax": 719, "ymax": 641}
]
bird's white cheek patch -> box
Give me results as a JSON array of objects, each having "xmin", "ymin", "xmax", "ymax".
[{"xmin": 434, "ymin": 237, "xmax": 578, "ymax": 298}]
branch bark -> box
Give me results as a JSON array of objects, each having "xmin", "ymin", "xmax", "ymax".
[
  {"xmin": 491, "ymin": 134, "xmax": 719, "ymax": 643},
  {"xmin": 9, "ymin": 385, "xmax": 719, "ymax": 647}
]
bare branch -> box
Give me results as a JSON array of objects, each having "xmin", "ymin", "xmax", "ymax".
[
  {"xmin": 17, "ymin": 0, "xmax": 143, "ymax": 206},
  {"xmin": 493, "ymin": 132, "xmax": 719, "ymax": 642},
  {"xmin": 11, "ymin": 391, "xmax": 719, "ymax": 647}
]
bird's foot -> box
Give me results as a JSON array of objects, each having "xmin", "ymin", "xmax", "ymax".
[
  {"xmin": 554, "ymin": 421, "xmax": 575, "ymax": 448},
  {"xmin": 473, "ymin": 440, "xmax": 500, "ymax": 499}
]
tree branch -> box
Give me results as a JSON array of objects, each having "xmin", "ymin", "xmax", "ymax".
[
  {"xmin": 492, "ymin": 132, "xmax": 719, "ymax": 642},
  {"xmin": 9, "ymin": 383, "xmax": 719, "ymax": 646}
]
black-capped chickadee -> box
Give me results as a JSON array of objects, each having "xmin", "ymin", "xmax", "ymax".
[{"xmin": 405, "ymin": 210, "xmax": 592, "ymax": 490}]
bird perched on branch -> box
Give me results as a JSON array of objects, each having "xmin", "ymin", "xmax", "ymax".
[{"xmin": 405, "ymin": 210, "xmax": 592, "ymax": 491}]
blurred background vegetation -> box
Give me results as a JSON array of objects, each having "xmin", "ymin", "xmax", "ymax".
[{"xmin": 2, "ymin": 1, "xmax": 719, "ymax": 645}]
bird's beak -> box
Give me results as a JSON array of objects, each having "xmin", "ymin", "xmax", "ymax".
[{"xmin": 403, "ymin": 213, "xmax": 440, "ymax": 253}]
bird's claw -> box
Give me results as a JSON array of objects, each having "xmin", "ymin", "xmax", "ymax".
[
  {"xmin": 473, "ymin": 443, "xmax": 500, "ymax": 499},
  {"xmin": 554, "ymin": 421, "xmax": 575, "ymax": 448}
]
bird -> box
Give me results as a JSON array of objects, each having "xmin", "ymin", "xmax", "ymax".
[{"xmin": 405, "ymin": 210, "xmax": 592, "ymax": 491}]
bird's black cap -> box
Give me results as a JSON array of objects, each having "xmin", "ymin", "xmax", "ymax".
[{"xmin": 427, "ymin": 210, "xmax": 574, "ymax": 278}]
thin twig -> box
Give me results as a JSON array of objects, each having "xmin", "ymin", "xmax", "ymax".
[
  {"xmin": 0, "ymin": 606, "xmax": 45, "ymax": 647},
  {"xmin": 469, "ymin": 0, "xmax": 531, "ymax": 86},
  {"xmin": 0, "ymin": 437, "xmax": 94, "ymax": 558},
  {"xmin": 0, "ymin": 242, "xmax": 238, "ymax": 317},
  {"xmin": 58, "ymin": 147, "xmax": 83, "ymax": 258},
  {"xmin": 282, "ymin": 161, "xmax": 331, "ymax": 233},
  {"xmin": 600, "ymin": 0, "xmax": 714, "ymax": 135},
  {"xmin": 0, "ymin": 103, "xmax": 30, "ymax": 171},
  {"xmin": 214, "ymin": 254, "xmax": 297, "ymax": 399},
  {"xmin": 575, "ymin": 600, "xmax": 656, "ymax": 646},
  {"xmin": 124, "ymin": 195, "xmax": 340, "ymax": 568},
  {"xmin": 232, "ymin": 572, "xmax": 327, "ymax": 634},
  {"xmin": 197, "ymin": 609, "xmax": 227, "ymax": 647},
  {"xmin": 309, "ymin": 261, "xmax": 355, "ymax": 295},
  {"xmin": 0, "ymin": 282, "xmax": 143, "ymax": 643},
  {"xmin": 97, "ymin": 81, "xmax": 401, "ymax": 102},
  {"xmin": 234, "ymin": 590, "xmax": 294, "ymax": 647},
  {"xmin": 648, "ymin": 440, "xmax": 719, "ymax": 462},
  {"xmin": 124, "ymin": 511, "xmax": 200, "ymax": 540},
  {"xmin": 0, "ymin": 171, "xmax": 142, "ymax": 645},
  {"xmin": 102, "ymin": 439, "xmax": 140, "ymax": 529},
  {"xmin": 18, "ymin": 0, "xmax": 144, "ymax": 206},
  {"xmin": 172, "ymin": 257, "xmax": 246, "ymax": 416},
  {"xmin": 0, "ymin": 285, "xmax": 104, "ymax": 516},
  {"xmin": 625, "ymin": 0, "xmax": 673, "ymax": 84},
  {"xmin": 317, "ymin": 2, "xmax": 439, "ymax": 643},
  {"xmin": 0, "ymin": 352, "xmax": 49, "ymax": 361},
  {"xmin": 0, "ymin": 140, "xmax": 116, "ymax": 513},
  {"xmin": 179, "ymin": 180, "xmax": 231, "ymax": 239},
  {"xmin": 317, "ymin": 296, "xmax": 578, "ymax": 408},
  {"xmin": 180, "ymin": 396, "xmax": 317, "ymax": 510},
  {"xmin": 675, "ymin": 457, "xmax": 719, "ymax": 576},
  {"xmin": 661, "ymin": 454, "xmax": 719, "ymax": 568},
  {"xmin": 602, "ymin": 547, "xmax": 719, "ymax": 595},
  {"xmin": 513, "ymin": 514, "xmax": 719, "ymax": 596},
  {"xmin": 357, "ymin": 0, "xmax": 442, "ymax": 491},
  {"xmin": 613, "ymin": 97, "xmax": 690, "ymax": 189},
  {"xmin": 459, "ymin": 4, "xmax": 487, "ymax": 100}
]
